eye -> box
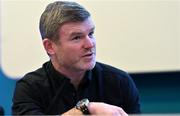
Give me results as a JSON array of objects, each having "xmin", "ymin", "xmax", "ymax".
[
  {"xmin": 89, "ymin": 31, "xmax": 94, "ymax": 38},
  {"xmin": 72, "ymin": 36, "xmax": 81, "ymax": 41}
]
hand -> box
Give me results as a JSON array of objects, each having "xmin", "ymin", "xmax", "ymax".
[{"xmin": 88, "ymin": 102, "xmax": 128, "ymax": 116}]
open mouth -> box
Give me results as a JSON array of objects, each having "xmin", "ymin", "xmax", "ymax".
[{"xmin": 83, "ymin": 53, "xmax": 94, "ymax": 57}]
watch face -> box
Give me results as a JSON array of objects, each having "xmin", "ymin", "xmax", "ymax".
[
  {"xmin": 78, "ymin": 99, "xmax": 88, "ymax": 106},
  {"xmin": 76, "ymin": 99, "xmax": 89, "ymax": 111},
  {"xmin": 76, "ymin": 98, "xmax": 89, "ymax": 109},
  {"xmin": 76, "ymin": 98, "xmax": 90, "ymax": 114}
]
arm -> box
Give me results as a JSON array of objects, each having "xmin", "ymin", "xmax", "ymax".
[
  {"xmin": 121, "ymin": 74, "xmax": 141, "ymax": 113},
  {"xmin": 12, "ymin": 80, "xmax": 45, "ymax": 115},
  {"xmin": 62, "ymin": 102, "xmax": 128, "ymax": 116},
  {"xmin": 62, "ymin": 107, "xmax": 83, "ymax": 115}
]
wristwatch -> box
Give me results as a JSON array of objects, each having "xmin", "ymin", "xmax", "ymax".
[{"xmin": 76, "ymin": 98, "xmax": 90, "ymax": 114}]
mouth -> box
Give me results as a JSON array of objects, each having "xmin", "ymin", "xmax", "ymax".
[{"xmin": 82, "ymin": 52, "xmax": 95, "ymax": 58}]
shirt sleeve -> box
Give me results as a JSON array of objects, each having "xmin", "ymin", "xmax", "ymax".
[
  {"xmin": 12, "ymin": 79, "xmax": 45, "ymax": 115},
  {"xmin": 121, "ymin": 73, "xmax": 141, "ymax": 114}
]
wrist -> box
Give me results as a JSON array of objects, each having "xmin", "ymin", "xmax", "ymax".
[{"xmin": 62, "ymin": 107, "xmax": 83, "ymax": 115}]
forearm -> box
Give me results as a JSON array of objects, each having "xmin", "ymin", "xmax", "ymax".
[
  {"xmin": 62, "ymin": 102, "xmax": 128, "ymax": 116},
  {"xmin": 62, "ymin": 107, "xmax": 83, "ymax": 115}
]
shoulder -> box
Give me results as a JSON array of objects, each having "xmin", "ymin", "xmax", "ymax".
[
  {"xmin": 93, "ymin": 62, "xmax": 135, "ymax": 88},
  {"xmin": 17, "ymin": 61, "xmax": 49, "ymax": 86},
  {"xmin": 14, "ymin": 61, "xmax": 51, "ymax": 101},
  {"xmin": 94, "ymin": 62, "xmax": 130, "ymax": 79},
  {"xmin": 93, "ymin": 62, "xmax": 140, "ymax": 113}
]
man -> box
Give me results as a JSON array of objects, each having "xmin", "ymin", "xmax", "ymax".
[
  {"xmin": 0, "ymin": 106, "xmax": 4, "ymax": 115},
  {"xmin": 12, "ymin": 1, "xmax": 140, "ymax": 115}
]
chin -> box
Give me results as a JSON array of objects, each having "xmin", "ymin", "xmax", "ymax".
[{"xmin": 85, "ymin": 62, "xmax": 96, "ymax": 70}]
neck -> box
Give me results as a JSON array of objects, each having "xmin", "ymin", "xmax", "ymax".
[{"xmin": 51, "ymin": 60, "xmax": 85, "ymax": 89}]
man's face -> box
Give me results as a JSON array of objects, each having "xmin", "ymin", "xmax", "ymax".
[{"xmin": 53, "ymin": 17, "xmax": 96, "ymax": 72}]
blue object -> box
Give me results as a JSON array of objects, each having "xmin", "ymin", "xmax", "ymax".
[{"xmin": 0, "ymin": 68, "xmax": 16, "ymax": 115}]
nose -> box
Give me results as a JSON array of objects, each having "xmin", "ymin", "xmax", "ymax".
[{"xmin": 83, "ymin": 36, "xmax": 95, "ymax": 49}]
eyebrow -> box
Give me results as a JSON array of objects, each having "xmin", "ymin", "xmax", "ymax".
[{"xmin": 69, "ymin": 27, "xmax": 95, "ymax": 37}]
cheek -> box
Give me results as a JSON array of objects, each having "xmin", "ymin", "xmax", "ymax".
[
  {"xmin": 58, "ymin": 43, "xmax": 83, "ymax": 57},
  {"xmin": 64, "ymin": 46, "xmax": 82, "ymax": 56},
  {"xmin": 92, "ymin": 39, "xmax": 96, "ymax": 47}
]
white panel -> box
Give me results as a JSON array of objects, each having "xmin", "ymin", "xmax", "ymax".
[{"xmin": 1, "ymin": 0, "xmax": 180, "ymax": 79}]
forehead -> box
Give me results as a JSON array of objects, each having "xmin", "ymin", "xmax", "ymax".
[{"xmin": 59, "ymin": 17, "xmax": 95, "ymax": 35}]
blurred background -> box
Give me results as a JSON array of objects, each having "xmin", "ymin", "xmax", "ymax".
[{"xmin": 0, "ymin": 0, "xmax": 180, "ymax": 115}]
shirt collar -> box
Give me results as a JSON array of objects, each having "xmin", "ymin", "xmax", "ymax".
[
  {"xmin": 79, "ymin": 70, "xmax": 92, "ymax": 86},
  {"xmin": 45, "ymin": 60, "xmax": 92, "ymax": 85}
]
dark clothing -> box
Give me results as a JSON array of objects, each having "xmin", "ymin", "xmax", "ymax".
[
  {"xmin": 0, "ymin": 106, "xmax": 4, "ymax": 115},
  {"xmin": 12, "ymin": 61, "xmax": 140, "ymax": 115}
]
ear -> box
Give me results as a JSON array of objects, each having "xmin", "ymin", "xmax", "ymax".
[{"xmin": 43, "ymin": 38, "xmax": 55, "ymax": 55}]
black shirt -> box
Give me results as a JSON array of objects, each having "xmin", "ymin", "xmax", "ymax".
[
  {"xmin": 0, "ymin": 106, "xmax": 4, "ymax": 115},
  {"xmin": 12, "ymin": 61, "xmax": 140, "ymax": 115}
]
